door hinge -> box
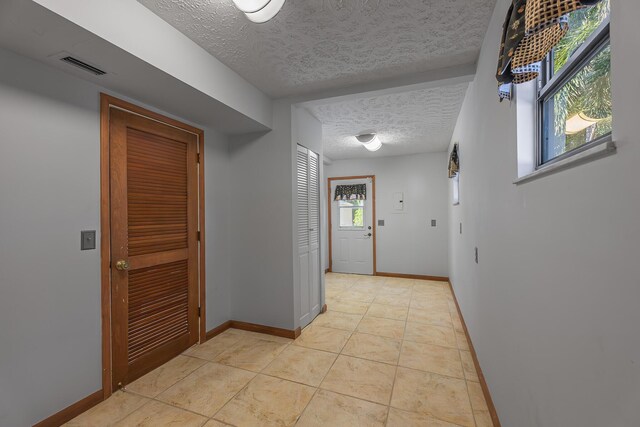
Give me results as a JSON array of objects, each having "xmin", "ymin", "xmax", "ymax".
[
  {"xmin": 197, "ymin": 153, "xmax": 201, "ymax": 163},
  {"xmin": 197, "ymin": 231, "xmax": 201, "ymax": 241},
  {"xmin": 198, "ymin": 306, "xmax": 201, "ymax": 317}
]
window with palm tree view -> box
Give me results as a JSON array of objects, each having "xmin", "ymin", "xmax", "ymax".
[
  {"xmin": 539, "ymin": 0, "xmax": 611, "ymax": 165},
  {"xmin": 338, "ymin": 200, "xmax": 364, "ymax": 228}
]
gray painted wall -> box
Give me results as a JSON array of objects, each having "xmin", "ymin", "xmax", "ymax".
[
  {"xmin": 0, "ymin": 47, "xmax": 231, "ymax": 426},
  {"xmin": 30, "ymin": 0, "xmax": 273, "ymax": 129},
  {"xmin": 226, "ymin": 103, "xmax": 326, "ymax": 331},
  {"xmin": 0, "ymin": 46, "xmax": 102, "ymax": 427},
  {"xmin": 325, "ymin": 153, "xmax": 449, "ymax": 277},
  {"xmin": 227, "ymin": 100, "xmax": 296, "ymax": 330},
  {"xmin": 203, "ymin": 128, "xmax": 232, "ymax": 329},
  {"xmin": 448, "ymin": 0, "xmax": 640, "ymax": 425}
]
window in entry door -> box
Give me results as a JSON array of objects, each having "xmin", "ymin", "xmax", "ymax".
[{"xmin": 338, "ymin": 200, "xmax": 365, "ymax": 229}]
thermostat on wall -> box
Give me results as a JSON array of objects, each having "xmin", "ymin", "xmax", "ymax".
[{"xmin": 393, "ymin": 192, "xmax": 404, "ymax": 211}]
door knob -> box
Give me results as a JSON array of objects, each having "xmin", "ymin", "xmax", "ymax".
[
  {"xmin": 364, "ymin": 233, "xmax": 372, "ymax": 237},
  {"xmin": 115, "ymin": 260, "xmax": 129, "ymax": 271}
]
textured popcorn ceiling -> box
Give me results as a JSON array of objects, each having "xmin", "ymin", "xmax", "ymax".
[
  {"xmin": 139, "ymin": 0, "xmax": 495, "ymax": 97},
  {"xmin": 308, "ymin": 82, "xmax": 469, "ymax": 159}
]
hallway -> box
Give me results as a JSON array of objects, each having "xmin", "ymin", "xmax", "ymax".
[
  {"xmin": 66, "ymin": 274, "xmax": 490, "ymax": 427},
  {"xmin": 1, "ymin": 1, "xmax": 637, "ymax": 425}
]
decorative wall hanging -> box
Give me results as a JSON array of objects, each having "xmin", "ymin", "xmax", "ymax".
[
  {"xmin": 448, "ymin": 143, "xmax": 460, "ymax": 178},
  {"xmin": 334, "ymin": 184, "xmax": 367, "ymax": 201},
  {"xmin": 496, "ymin": 0, "xmax": 604, "ymax": 101}
]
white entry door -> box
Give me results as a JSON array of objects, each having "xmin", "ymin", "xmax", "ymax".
[
  {"xmin": 297, "ymin": 145, "xmax": 321, "ymax": 328},
  {"xmin": 331, "ymin": 178, "xmax": 374, "ymax": 275}
]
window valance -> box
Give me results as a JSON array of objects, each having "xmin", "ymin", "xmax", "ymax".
[
  {"xmin": 334, "ymin": 184, "xmax": 367, "ymax": 201},
  {"xmin": 448, "ymin": 144, "xmax": 460, "ymax": 178},
  {"xmin": 496, "ymin": 0, "xmax": 604, "ymax": 100}
]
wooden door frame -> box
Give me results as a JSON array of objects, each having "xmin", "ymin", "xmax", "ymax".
[
  {"xmin": 100, "ymin": 94, "xmax": 206, "ymax": 399},
  {"xmin": 327, "ymin": 175, "xmax": 377, "ymax": 274}
]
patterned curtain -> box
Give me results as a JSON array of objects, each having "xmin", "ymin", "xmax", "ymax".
[
  {"xmin": 497, "ymin": 0, "xmax": 604, "ymax": 100},
  {"xmin": 448, "ymin": 144, "xmax": 460, "ymax": 178},
  {"xmin": 334, "ymin": 184, "xmax": 367, "ymax": 201}
]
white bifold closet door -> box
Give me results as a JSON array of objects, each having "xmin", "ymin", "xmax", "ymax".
[{"xmin": 297, "ymin": 145, "xmax": 321, "ymax": 328}]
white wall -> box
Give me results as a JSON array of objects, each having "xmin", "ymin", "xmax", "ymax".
[
  {"xmin": 0, "ymin": 47, "xmax": 232, "ymax": 426},
  {"xmin": 325, "ymin": 153, "xmax": 449, "ymax": 277},
  {"xmin": 448, "ymin": 0, "xmax": 640, "ymax": 425}
]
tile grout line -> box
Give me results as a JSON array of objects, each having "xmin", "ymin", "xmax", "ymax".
[
  {"xmin": 152, "ymin": 335, "xmax": 296, "ymax": 424},
  {"xmin": 119, "ymin": 357, "xmax": 220, "ymax": 419},
  {"xmin": 309, "ymin": 387, "xmax": 393, "ymax": 411},
  {"xmin": 112, "ymin": 275, "xmax": 470, "ymax": 427},
  {"xmin": 291, "ymin": 386, "xmax": 321, "ymax": 426},
  {"xmin": 291, "ymin": 332, "xmax": 348, "ymax": 426},
  {"xmin": 385, "ymin": 279, "xmax": 422, "ymax": 422},
  {"xmin": 329, "ymin": 275, "xmax": 474, "ymax": 423},
  {"xmin": 329, "ymin": 277, "xmax": 394, "ymax": 422},
  {"xmin": 123, "ymin": 388, "xmax": 224, "ymax": 422},
  {"xmin": 324, "ymin": 276, "xmax": 395, "ymax": 411},
  {"xmin": 392, "ymin": 281, "xmax": 473, "ymax": 426},
  {"xmin": 67, "ymin": 276, "xmax": 413, "ymax": 425},
  {"xmin": 384, "ymin": 292, "xmax": 411, "ymax": 426},
  {"xmin": 126, "ymin": 355, "xmax": 466, "ymax": 425},
  {"xmin": 294, "ymin": 285, "xmax": 363, "ymax": 426},
  {"xmin": 463, "ymin": 375, "xmax": 479, "ymax": 427},
  {"xmin": 208, "ymin": 367, "xmax": 260, "ymax": 425}
]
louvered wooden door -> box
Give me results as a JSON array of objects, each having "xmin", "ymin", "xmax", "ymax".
[{"xmin": 109, "ymin": 108, "xmax": 199, "ymax": 389}]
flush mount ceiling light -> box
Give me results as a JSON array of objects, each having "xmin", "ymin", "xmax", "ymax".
[
  {"xmin": 233, "ymin": 0, "xmax": 285, "ymax": 23},
  {"xmin": 356, "ymin": 133, "xmax": 383, "ymax": 152}
]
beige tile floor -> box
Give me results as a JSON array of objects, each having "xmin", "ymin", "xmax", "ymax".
[{"xmin": 67, "ymin": 273, "xmax": 493, "ymax": 427}]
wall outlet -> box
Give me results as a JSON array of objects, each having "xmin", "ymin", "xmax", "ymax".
[{"xmin": 431, "ymin": 219, "xmax": 437, "ymax": 227}]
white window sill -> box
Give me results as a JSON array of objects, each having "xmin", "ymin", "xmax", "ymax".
[{"xmin": 514, "ymin": 140, "xmax": 617, "ymax": 185}]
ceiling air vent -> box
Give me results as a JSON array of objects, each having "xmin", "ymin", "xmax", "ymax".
[{"xmin": 60, "ymin": 56, "xmax": 106, "ymax": 76}]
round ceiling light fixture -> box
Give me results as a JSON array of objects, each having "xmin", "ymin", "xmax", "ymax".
[
  {"xmin": 233, "ymin": 0, "xmax": 285, "ymax": 23},
  {"xmin": 356, "ymin": 133, "xmax": 383, "ymax": 152}
]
